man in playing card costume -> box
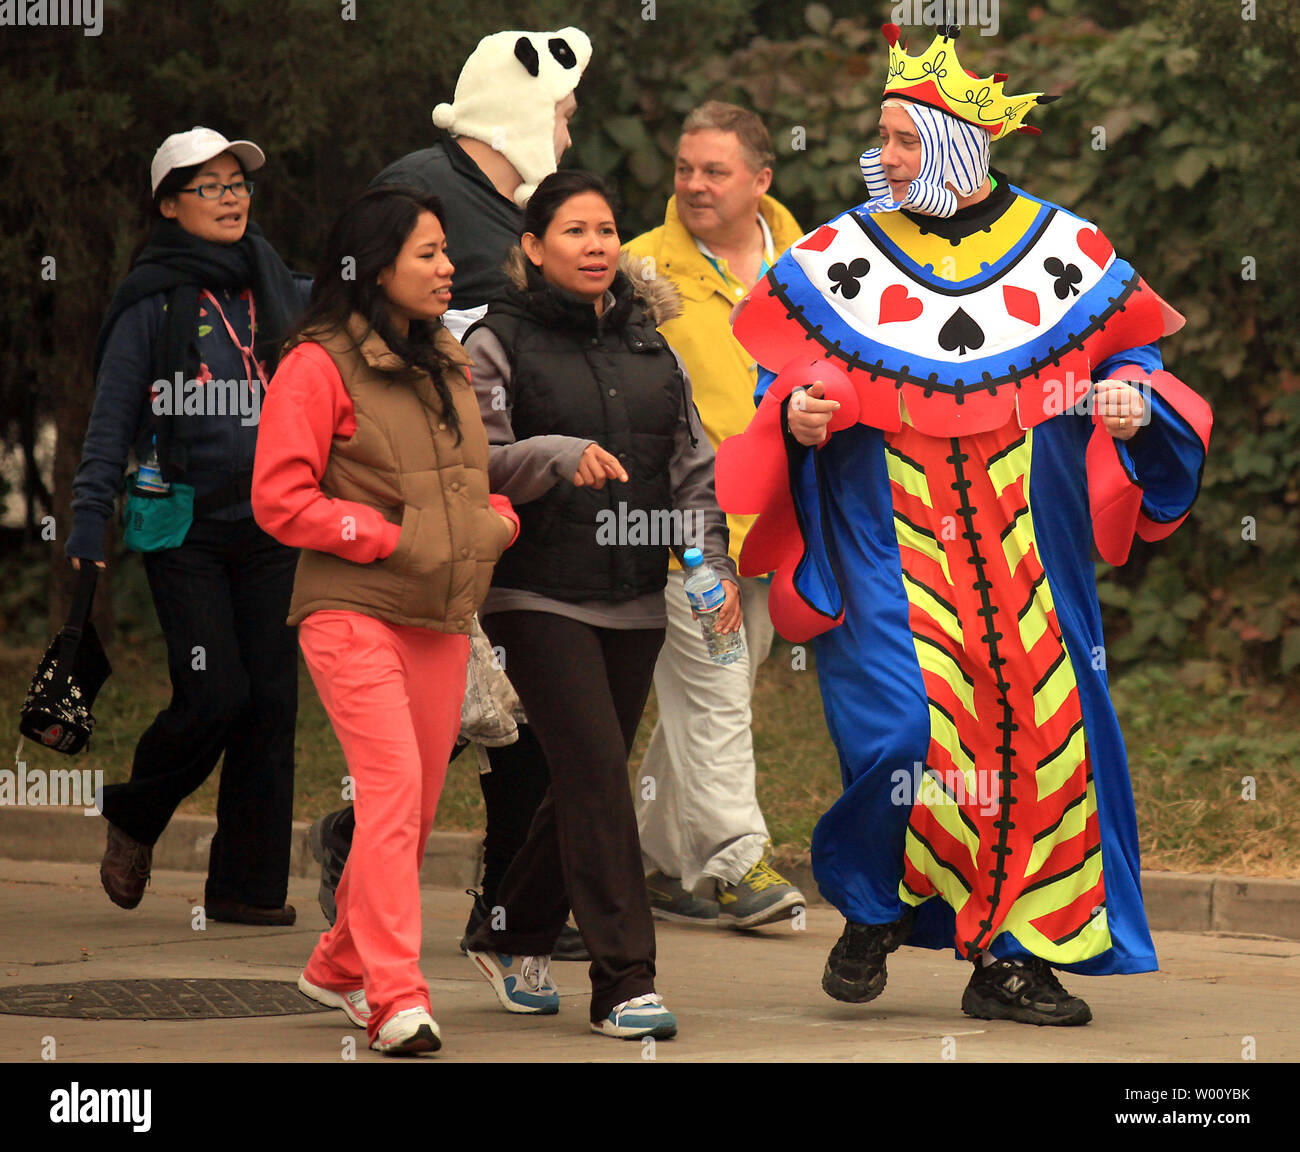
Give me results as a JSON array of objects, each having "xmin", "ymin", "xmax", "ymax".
[{"xmin": 715, "ymin": 24, "xmax": 1212, "ymax": 1025}]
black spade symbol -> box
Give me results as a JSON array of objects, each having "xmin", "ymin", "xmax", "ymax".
[
  {"xmin": 938, "ymin": 307, "xmax": 985, "ymax": 356},
  {"xmin": 1043, "ymin": 256, "xmax": 1083, "ymax": 300},
  {"xmin": 828, "ymin": 258, "xmax": 870, "ymax": 300}
]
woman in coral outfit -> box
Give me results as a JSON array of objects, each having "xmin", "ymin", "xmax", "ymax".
[{"xmin": 253, "ymin": 185, "xmax": 517, "ymax": 1055}]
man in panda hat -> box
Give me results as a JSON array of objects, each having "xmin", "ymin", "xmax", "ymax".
[
  {"xmin": 375, "ymin": 26, "xmax": 591, "ymax": 337},
  {"xmin": 307, "ymin": 27, "xmax": 592, "ymax": 960},
  {"xmin": 716, "ymin": 23, "xmax": 1212, "ymax": 1026}
]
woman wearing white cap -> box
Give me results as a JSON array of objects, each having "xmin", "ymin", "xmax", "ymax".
[{"xmin": 68, "ymin": 127, "xmax": 308, "ymax": 925}]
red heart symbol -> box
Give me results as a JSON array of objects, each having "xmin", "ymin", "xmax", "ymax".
[
  {"xmin": 1003, "ymin": 285, "xmax": 1040, "ymax": 326},
  {"xmin": 878, "ymin": 283, "xmax": 923, "ymax": 324},
  {"xmin": 1076, "ymin": 227, "xmax": 1113, "ymax": 269},
  {"xmin": 798, "ymin": 225, "xmax": 838, "ymax": 252}
]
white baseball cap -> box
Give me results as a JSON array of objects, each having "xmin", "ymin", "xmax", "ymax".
[{"xmin": 150, "ymin": 127, "xmax": 266, "ymax": 195}]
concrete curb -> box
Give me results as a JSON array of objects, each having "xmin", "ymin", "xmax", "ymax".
[{"xmin": 1, "ymin": 806, "xmax": 1296, "ymax": 940}]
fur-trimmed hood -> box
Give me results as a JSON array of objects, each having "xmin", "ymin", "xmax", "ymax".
[{"xmin": 501, "ymin": 246, "xmax": 682, "ymax": 327}]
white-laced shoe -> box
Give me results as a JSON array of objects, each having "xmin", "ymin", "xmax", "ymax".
[
  {"xmin": 297, "ymin": 973, "xmax": 371, "ymax": 1028},
  {"xmin": 591, "ymin": 993, "xmax": 678, "ymax": 1039},
  {"xmin": 468, "ymin": 950, "xmax": 560, "ymax": 1014},
  {"xmin": 369, "ymin": 1007, "xmax": 441, "ymax": 1055}
]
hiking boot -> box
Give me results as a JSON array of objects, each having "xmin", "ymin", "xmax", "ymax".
[
  {"xmin": 717, "ymin": 858, "xmax": 804, "ymax": 929},
  {"xmin": 100, "ymin": 822, "xmax": 152, "ymax": 910},
  {"xmin": 961, "ymin": 956, "xmax": 1093, "ymax": 1026},
  {"xmin": 821, "ymin": 908, "xmax": 915, "ymax": 1003},
  {"xmin": 646, "ymin": 870, "xmax": 719, "ymax": 926},
  {"xmin": 308, "ymin": 808, "xmax": 352, "ymax": 926}
]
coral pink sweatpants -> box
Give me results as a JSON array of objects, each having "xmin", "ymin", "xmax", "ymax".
[{"xmin": 297, "ymin": 610, "xmax": 469, "ymax": 1041}]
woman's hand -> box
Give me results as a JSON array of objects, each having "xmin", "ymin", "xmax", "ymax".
[
  {"xmin": 573, "ymin": 443, "xmax": 628, "ymax": 489},
  {"xmin": 1095, "ymin": 379, "xmax": 1145, "ymax": 442},
  {"xmin": 786, "ymin": 381, "xmax": 841, "ymax": 447},
  {"xmin": 69, "ymin": 558, "xmax": 108, "ymax": 571},
  {"xmin": 715, "ymin": 580, "xmax": 742, "ymax": 633}
]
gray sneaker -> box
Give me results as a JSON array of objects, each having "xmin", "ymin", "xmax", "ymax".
[
  {"xmin": 717, "ymin": 858, "xmax": 805, "ymax": 929},
  {"xmin": 646, "ymin": 871, "xmax": 719, "ymax": 926}
]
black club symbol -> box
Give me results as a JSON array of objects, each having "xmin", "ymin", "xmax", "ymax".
[
  {"xmin": 1043, "ymin": 257, "xmax": 1083, "ymax": 300},
  {"xmin": 828, "ymin": 258, "xmax": 870, "ymax": 300}
]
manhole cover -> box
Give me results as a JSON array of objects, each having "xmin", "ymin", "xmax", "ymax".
[{"xmin": 0, "ymin": 978, "xmax": 329, "ymax": 1020}]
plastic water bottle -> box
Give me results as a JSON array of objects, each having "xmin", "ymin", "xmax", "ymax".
[
  {"xmin": 682, "ymin": 547, "xmax": 744, "ymax": 665},
  {"xmin": 133, "ymin": 437, "xmax": 170, "ymax": 496}
]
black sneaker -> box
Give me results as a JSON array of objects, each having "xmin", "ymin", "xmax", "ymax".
[
  {"xmin": 458, "ymin": 889, "xmax": 491, "ymax": 953},
  {"xmin": 961, "ymin": 956, "xmax": 1093, "ymax": 1026},
  {"xmin": 308, "ymin": 808, "xmax": 353, "ymax": 927},
  {"xmin": 821, "ymin": 908, "xmax": 915, "ymax": 1003}
]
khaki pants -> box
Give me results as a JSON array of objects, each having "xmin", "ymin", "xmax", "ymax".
[{"xmin": 635, "ymin": 573, "xmax": 775, "ymax": 890}]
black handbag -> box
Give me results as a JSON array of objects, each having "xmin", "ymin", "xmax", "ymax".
[{"xmin": 18, "ymin": 566, "xmax": 112, "ymax": 755}]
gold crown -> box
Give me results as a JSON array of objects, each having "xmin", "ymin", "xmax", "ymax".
[{"xmin": 881, "ymin": 23, "xmax": 1052, "ymax": 139}]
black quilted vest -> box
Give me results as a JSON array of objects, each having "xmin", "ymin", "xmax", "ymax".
[{"xmin": 470, "ymin": 268, "xmax": 686, "ymax": 601}]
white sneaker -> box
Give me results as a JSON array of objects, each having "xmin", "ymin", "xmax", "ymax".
[
  {"xmin": 297, "ymin": 973, "xmax": 371, "ymax": 1028},
  {"xmin": 369, "ymin": 1007, "xmax": 441, "ymax": 1055},
  {"xmin": 591, "ymin": 993, "xmax": 678, "ymax": 1039}
]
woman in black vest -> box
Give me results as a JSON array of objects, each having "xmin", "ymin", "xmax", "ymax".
[
  {"xmin": 461, "ymin": 170, "xmax": 739, "ymax": 1041},
  {"xmin": 68, "ymin": 128, "xmax": 306, "ymax": 925}
]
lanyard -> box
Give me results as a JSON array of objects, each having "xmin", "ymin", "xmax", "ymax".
[{"xmin": 200, "ymin": 288, "xmax": 267, "ymax": 387}]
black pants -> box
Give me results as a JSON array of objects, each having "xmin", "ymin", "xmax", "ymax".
[
  {"xmin": 478, "ymin": 723, "xmax": 551, "ymax": 905},
  {"xmin": 99, "ymin": 517, "xmax": 298, "ymax": 908},
  {"xmin": 465, "ymin": 611, "xmax": 664, "ymax": 1022}
]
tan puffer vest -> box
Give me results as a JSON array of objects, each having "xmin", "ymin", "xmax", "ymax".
[{"xmin": 286, "ymin": 316, "xmax": 512, "ymax": 632}]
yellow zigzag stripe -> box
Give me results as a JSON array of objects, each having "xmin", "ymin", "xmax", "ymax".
[
  {"xmin": 1026, "ymin": 769, "xmax": 1094, "ymax": 875},
  {"xmin": 927, "ymin": 701, "xmax": 976, "ymax": 775},
  {"xmin": 886, "ymin": 444, "xmax": 932, "ymax": 508},
  {"xmin": 902, "ymin": 572, "xmax": 963, "ymax": 649},
  {"xmin": 1033, "ymin": 650, "xmax": 1077, "ymax": 728},
  {"xmin": 894, "ymin": 516, "xmax": 952, "ymax": 584},
  {"xmin": 914, "ymin": 639, "xmax": 976, "ymax": 720},
  {"xmin": 901, "ymin": 826, "xmax": 972, "ymax": 913},
  {"xmin": 987, "ymin": 429, "xmax": 1031, "ymax": 499},
  {"xmin": 996, "ymin": 844, "xmax": 1110, "ymax": 965}
]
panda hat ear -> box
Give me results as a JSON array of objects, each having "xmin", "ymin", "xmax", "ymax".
[{"xmin": 514, "ymin": 36, "xmax": 540, "ymax": 77}]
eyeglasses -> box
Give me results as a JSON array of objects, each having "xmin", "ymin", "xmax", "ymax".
[{"xmin": 178, "ymin": 180, "xmax": 255, "ymax": 200}]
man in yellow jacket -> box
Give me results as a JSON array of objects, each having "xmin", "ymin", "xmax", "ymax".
[{"xmin": 625, "ymin": 102, "xmax": 807, "ymax": 929}]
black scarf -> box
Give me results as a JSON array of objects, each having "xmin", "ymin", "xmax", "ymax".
[{"xmin": 93, "ymin": 218, "xmax": 301, "ymax": 479}]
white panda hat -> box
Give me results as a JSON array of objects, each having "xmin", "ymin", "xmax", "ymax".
[{"xmin": 433, "ymin": 27, "xmax": 593, "ymax": 206}]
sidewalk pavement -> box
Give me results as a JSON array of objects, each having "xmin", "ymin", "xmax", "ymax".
[
  {"xmin": 1, "ymin": 857, "xmax": 1298, "ymax": 1064},
  {"xmin": 1, "ymin": 805, "xmax": 1298, "ymax": 1065}
]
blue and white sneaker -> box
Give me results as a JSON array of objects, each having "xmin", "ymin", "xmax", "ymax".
[
  {"xmin": 591, "ymin": 993, "xmax": 677, "ymax": 1040},
  {"xmin": 467, "ymin": 950, "xmax": 559, "ymax": 1015}
]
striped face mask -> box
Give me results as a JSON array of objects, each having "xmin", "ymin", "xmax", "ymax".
[{"xmin": 859, "ymin": 101, "xmax": 991, "ymax": 218}]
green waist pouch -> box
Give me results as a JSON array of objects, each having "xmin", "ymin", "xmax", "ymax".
[{"xmin": 122, "ymin": 481, "xmax": 195, "ymax": 552}]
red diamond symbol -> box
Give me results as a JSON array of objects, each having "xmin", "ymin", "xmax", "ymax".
[{"xmin": 797, "ymin": 225, "xmax": 838, "ymax": 253}]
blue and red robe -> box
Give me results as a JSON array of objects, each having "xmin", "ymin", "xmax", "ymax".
[{"xmin": 717, "ymin": 182, "xmax": 1212, "ymax": 974}]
